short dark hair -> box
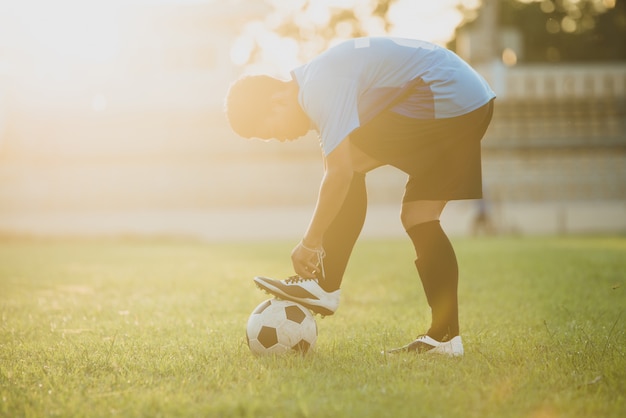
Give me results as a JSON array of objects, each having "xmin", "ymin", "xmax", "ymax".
[{"xmin": 224, "ymin": 75, "xmax": 283, "ymax": 138}]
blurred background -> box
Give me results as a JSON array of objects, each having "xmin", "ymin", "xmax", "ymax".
[{"xmin": 0, "ymin": 0, "xmax": 624, "ymax": 240}]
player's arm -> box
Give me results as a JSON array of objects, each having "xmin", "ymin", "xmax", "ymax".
[{"xmin": 291, "ymin": 137, "xmax": 354, "ymax": 277}]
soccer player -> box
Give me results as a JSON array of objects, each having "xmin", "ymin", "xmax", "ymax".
[{"xmin": 225, "ymin": 37, "xmax": 495, "ymax": 356}]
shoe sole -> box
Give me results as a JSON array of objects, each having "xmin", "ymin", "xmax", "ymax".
[
  {"xmin": 253, "ymin": 277, "xmax": 335, "ymax": 317},
  {"xmin": 385, "ymin": 346, "xmax": 463, "ymax": 357},
  {"xmin": 386, "ymin": 340, "xmax": 464, "ymax": 357}
]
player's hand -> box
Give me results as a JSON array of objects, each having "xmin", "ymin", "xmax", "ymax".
[{"xmin": 291, "ymin": 242, "xmax": 323, "ymax": 279}]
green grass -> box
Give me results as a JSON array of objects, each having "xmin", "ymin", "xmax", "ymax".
[{"xmin": 1, "ymin": 236, "xmax": 625, "ymax": 417}]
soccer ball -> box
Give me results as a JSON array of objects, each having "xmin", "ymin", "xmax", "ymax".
[{"xmin": 246, "ymin": 298, "xmax": 317, "ymax": 356}]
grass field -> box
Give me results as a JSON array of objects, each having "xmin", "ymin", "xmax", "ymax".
[{"xmin": 0, "ymin": 235, "xmax": 624, "ymax": 417}]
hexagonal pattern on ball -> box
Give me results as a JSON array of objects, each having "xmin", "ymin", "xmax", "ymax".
[{"xmin": 246, "ymin": 298, "xmax": 317, "ymax": 356}]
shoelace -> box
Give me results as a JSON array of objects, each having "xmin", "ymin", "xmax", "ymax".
[
  {"xmin": 314, "ymin": 247, "xmax": 326, "ymax": 279},
  {"xmin": 296, "ymin": 244, "xmax": 326, "ymax": 280},
  {"xmin": 285, "ymin": 275, "xmax": 315, "ymax": 284}
]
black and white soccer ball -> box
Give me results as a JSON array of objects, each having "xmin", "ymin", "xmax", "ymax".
[{"xmin": 246, "ymin": 298, "xmax": 317, "ymax": 356}]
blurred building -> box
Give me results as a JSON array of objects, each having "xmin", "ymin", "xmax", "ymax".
[{"xmin": 454, "ymin": 0, "xmax": 626, "ymax": 234}]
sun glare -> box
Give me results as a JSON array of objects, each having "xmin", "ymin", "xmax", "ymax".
[
  {"xmin": 5, "ymin": 1, "xmax": 123, "ymax": 76},
  {"xmin": 230, "ymin": 0, "xmax": 468, "ymax": 75},
  {"xmin": 1, "ymin": 0, "xmax": 222, "ymax": 104},
  {"xmin": 387, "ymin": 0, "xmax": 465, "ymax": 45}
]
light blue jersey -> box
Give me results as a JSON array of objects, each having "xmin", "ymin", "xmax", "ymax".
[{"xmin": 291, "ymin": 37, "xmax": 496, "ymax": 155}]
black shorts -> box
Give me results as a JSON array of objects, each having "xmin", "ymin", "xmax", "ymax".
[{"xmin": 351, "ymin": 100, "xmax": 494, "ymax": 202}]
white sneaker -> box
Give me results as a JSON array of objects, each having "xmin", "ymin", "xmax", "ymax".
[
  {"xmin": 387, "ymin": 335, "xmax": 464, "ymax": 357},
  {"xmin": 253, "ymin": 275, "xmax": 340, "ymax": 316}
]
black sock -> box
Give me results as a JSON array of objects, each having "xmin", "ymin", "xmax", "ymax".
[
  {"xmin": 406, "ymin": 220, "xmax": 459, "ymax": 341},
  {"xmin": 319, "ymin": 172, "xmax": 367, "ymax": 292}
]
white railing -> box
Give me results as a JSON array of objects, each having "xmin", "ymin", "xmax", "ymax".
[{"xmin": 479, "ymin": 62, "xmax": 626, "ymax": 100}]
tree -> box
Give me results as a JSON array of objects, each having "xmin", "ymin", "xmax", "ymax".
[
  {"xmin": 498, "ymin": 0, "xmax": 626, "ymax": 62},
  {"xmin": 231, "ymin": 0, "xmax": 395, "ymax": 75},
  {"xmin": 230, "ymin": 0, "xmax": 482, "ymax": 75}
]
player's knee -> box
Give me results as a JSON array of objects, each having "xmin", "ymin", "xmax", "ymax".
[
  {"xmin": 401, "ymin": 201, "xmax": 446, "ymax": 230},
  {"xmin": 400, "ymin": 204, "xmax": 425, "ymax": 230}
]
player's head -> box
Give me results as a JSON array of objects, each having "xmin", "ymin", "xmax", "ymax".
[{"xmin": 225, "ymin": 75, "xmax": 310, "ymax": 141}]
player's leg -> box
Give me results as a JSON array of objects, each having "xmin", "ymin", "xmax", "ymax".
[
  {"xmin": 254, "ymin": 172, "xmax": 367, "ymax": 315},
  {"xmin": 384, "ymin": 196, "xmax": 464, "ymax": 356},
  {"xmin": 254, "ymin": 142, "xmax": 384, "ymax": 314},
  {"xmin": 319, "ymin": 171, "xmax": 367, "ymax": 291},
  {"xmin": 363, "ymin": 102, "xmax": 493, "ymax": 355},
  {"xmin": 320, "ymin": 143, "xmax": 382, "ymax": 291},
  {"xmin": 401, "ymin": 199, "xmax": 459, "ymax": 342}
]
